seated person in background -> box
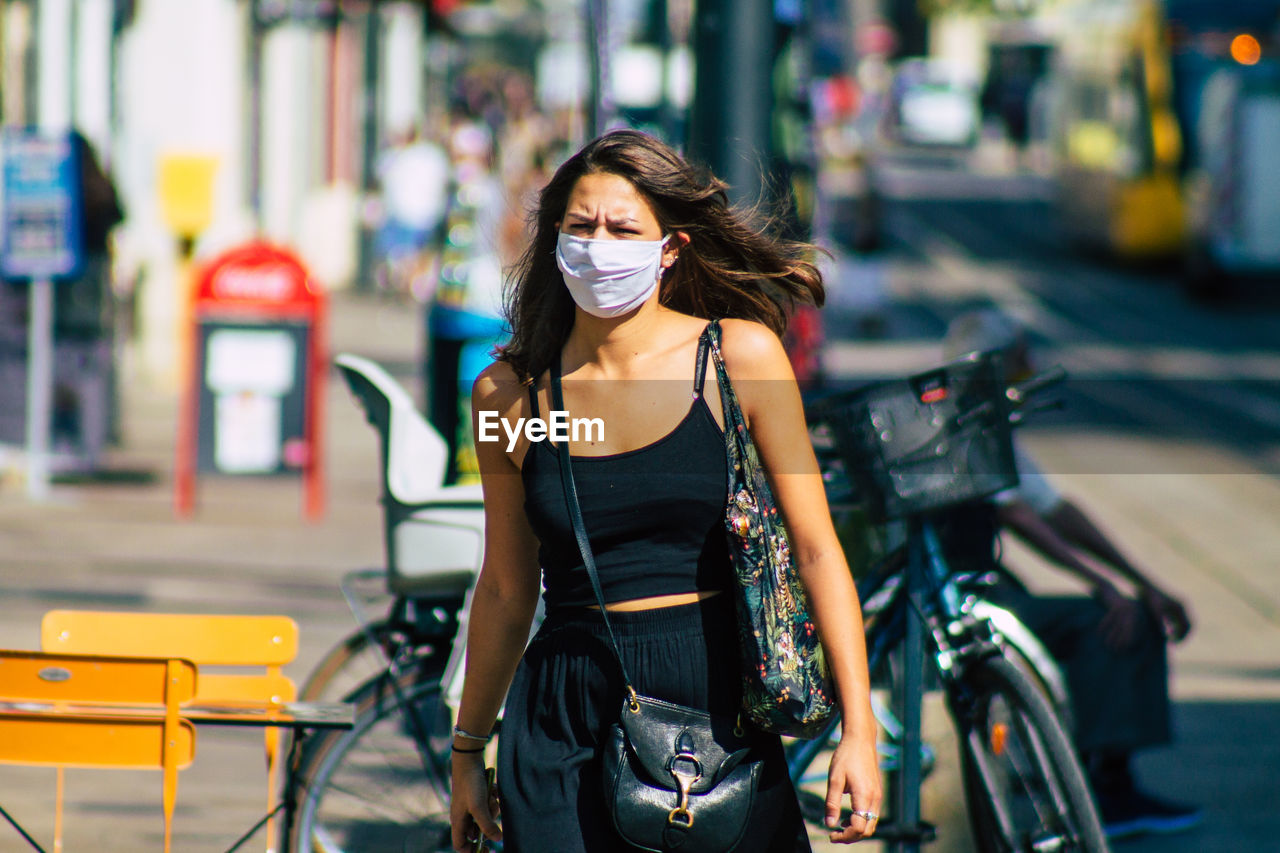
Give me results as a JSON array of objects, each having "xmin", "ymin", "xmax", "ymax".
[{"xmin": 942, "ymin": 309, "xmax": 1201, "ymax": 840}]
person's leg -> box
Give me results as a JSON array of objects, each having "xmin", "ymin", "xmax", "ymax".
[
  {"xmin": 986, "ymin": 585, "xmax": 1169, "ymax": 750},
  {"xmin": 1084, "ymin": 749, "xmax": 1203, "ymax": 838},
  {"xmin": 990, "ymin": 585, "xmax": 1200, "ymax": 836},
  {"xmin": 496, "ymin": 618, "xmax": 627, "ymax": 853}
]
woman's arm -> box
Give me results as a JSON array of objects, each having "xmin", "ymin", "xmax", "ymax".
[
  {"xmin": 450, "ymin": 364, "xmax": 543, "ymax": 851},
  {"xmin": 719, "ymin": 319, "xmax": 882, "ymax": 844}
]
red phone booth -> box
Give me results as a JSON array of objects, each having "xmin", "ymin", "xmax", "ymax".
[{"xmin": 175, "ymin": 242, "xmax": 328, "ymax": 519}]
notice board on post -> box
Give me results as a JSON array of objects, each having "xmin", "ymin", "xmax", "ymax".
[
  {"xmin": 1, "ymin": 128, "xmax": 86, "ymax": 499},
  {"xmin": 175, "ymin": 242, "xmax": 327, "ymax": 519},
  {"xmin": 1, "ymin": 129, "xmax": 84, "ymax": 281},
  {"xmin": 197, "ymin": 321, "xmax": 309, "ymax": 475}
]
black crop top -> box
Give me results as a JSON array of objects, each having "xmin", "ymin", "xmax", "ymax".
[{"xmin": 520, "ymin": 330, "xmax": 731, "ymax": 611}]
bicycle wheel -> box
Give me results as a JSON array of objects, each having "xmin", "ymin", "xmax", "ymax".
[
  {"xmin": 952, "ymin": 655, "xmax": 1108, "ymax": 853},
  {"xmin": 287, "ymin": 666, "xmax": 456, "ymax": 853},
  {"xmin": 299, "ymin": 619, "xmax": 445, "ymax": 703}
]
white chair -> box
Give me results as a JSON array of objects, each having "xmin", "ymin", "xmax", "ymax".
[
  {"xmin": 334, "ymin": 353, "xmax": 485, "ymax": 597},
  {"xmin": 334, "ymin": 354, "xmax": 542, "ymax": 717}
]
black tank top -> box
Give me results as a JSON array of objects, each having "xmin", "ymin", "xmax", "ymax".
[{"xmin": 521, "ymin": 328, "xmax": 731, "ymax": 611}]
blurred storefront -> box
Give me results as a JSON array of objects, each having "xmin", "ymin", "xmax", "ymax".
[
  {"xmin": 0, "ymin": 0, "xmax": 446, "ymax": 479},
  {"xmin": 0, "ymin": 0, "xmax": 917, "ymax": 475}
]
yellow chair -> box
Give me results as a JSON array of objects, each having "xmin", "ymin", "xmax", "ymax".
[
  {"xmin": 0, "ymin": 649, "xmax": 198, "ymax": 853},
  {"xmin": 41, "ymin": 611, "xmax": 299, "ymax": 851}
]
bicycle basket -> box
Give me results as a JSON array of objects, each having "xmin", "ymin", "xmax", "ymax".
[{"xmin": 811, "ymin": 351, "xmax": 1018, "ymax": 521}]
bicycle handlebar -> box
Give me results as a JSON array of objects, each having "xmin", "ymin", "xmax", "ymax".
[
  {"xmin": 1006, "ymin": 365, "xmax": 1067, "ymax": 406},
  {"xmin": 952, "ymin": 365, "xmax": 1067, "ymax": 432}
]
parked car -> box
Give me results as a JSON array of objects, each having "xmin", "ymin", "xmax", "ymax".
[{"xmin": 888, "ymin": 59, "xmax": 981, "ymax": 148}]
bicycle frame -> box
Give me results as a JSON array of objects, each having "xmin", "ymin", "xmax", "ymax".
[{"xmin": 788, "ymin": 513, "xmax": 1065, "ymax": 851}]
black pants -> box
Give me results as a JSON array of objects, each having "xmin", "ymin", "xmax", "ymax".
[
  {"xmin": 497, "ymin": 594, "xmax": 811, "ymax": 853},
  {"xmin": 987, "ymin": 580, "xmax": 1172, "ymax": 755}
]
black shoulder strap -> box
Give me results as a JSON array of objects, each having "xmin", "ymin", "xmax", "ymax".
[
  {"xmin": 550, "ymin": 353, "xmax": 636, "ymax": 691},
  {"xmin": 527, "ymin": 379, "xmax": 541, "ymax": 420},
  {"xmin": 693, "ymin": 321, "xmax": 715, "ymax": 399}
]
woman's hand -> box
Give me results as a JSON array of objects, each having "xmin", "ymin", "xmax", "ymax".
[
  {"xmin": 825, "ymin": 733, "xmax": 883, "ymax": 844},
  {"xmin": 1140, "ymin": 585, "xmax": 1192, "ymax": 643},
  {"xmin": 450, "ymin": 753, "xmax": 500, "ymax": 852}
]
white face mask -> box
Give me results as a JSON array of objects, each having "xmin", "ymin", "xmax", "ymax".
[{"xmin": 555, "ymin": 232, "xmax": 669, "ymax": 318}]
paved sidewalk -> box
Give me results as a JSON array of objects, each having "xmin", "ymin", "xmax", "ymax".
[{"xmin": 1, "ymin": 288, "xmax": 1277, "ymax": 851}]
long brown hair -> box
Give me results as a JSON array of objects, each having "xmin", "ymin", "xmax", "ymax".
[{"xmin": 497, "ymin": 129, "xmax": 824, "ymax": 383}]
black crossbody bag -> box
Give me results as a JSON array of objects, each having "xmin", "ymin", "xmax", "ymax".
[{"xmin": 550, "ymin": 354, "xmax": 763, "ymax": 853}]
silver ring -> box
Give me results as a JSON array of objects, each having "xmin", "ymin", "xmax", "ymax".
[{"xmin": 853, "ymin": 810, "xmax": 879, "ymax": 822}]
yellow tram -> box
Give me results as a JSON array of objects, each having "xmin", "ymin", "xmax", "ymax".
[{"xmin": 1050, "ymin": 0, "xmax": 1187, "ymax": 260}]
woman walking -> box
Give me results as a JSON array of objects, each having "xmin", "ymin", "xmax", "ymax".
[{"xmin": 450, "ymin": 129, "xmax": 880, "ymax": 852}]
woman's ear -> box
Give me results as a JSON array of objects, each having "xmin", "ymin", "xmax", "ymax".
[{"xmin": 661, "ymin": 230, "xmax": 690, "ymax": 268}]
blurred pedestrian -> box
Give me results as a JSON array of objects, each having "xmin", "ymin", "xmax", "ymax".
[
  {"xmin": 942, "ymin": 308, "xmax": 1202, "ymax": 840},
  {"xmin": 374, "ymin": 126, "xmax": 450, "ymax": 295},
  {"xmin": 54, "ymin": 132, "xmax": 124, "ymax": 462},
  {"xmin": 58, "ymin": 131, "xmax": 123, "ymax": 341},
  {"xmin": 449, "ymin": 129, "xmax": 881, "ymax": 852},
  {"xmin": 981, "ymin": 50, "xmax": 1034, "ymax": 149}
]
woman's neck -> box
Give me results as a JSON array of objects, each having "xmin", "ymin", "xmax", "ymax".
[{"xmin": 563, "ymin": 305, "xmax": 674, "ymax": 378}]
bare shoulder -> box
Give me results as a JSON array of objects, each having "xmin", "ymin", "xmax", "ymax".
[
  {"xmin": 718, "ymin": 318, "xmax": 793, "ymax": 381},
  {"xmin": 472, "ymin": 360, "xmax": 528, "ymax": 420}
]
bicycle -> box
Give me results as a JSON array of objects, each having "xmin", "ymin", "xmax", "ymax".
[{"xmin": 797, "ymin": 350, "xmax": 1109, "ymax": 853}]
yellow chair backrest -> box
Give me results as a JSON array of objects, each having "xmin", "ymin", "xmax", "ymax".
[
  {"xmin": 0, "ymin": 648, "xmax": 196, "ymax": 707},
  {"xmin": 40, "ymin": 611, "xmax": 300, "ymax": 851},
  {"xmin": 0, "ymin": 649, "xmax": 197, "ymax": 852},
  {"xmin": 41, "ymin": 611, "xmax": 297, "ymax": 669}
]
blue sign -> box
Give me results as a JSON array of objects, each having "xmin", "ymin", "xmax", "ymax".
[{"xmin": 1, "ymin": 129, "xmax": 84, "ymax": 280}]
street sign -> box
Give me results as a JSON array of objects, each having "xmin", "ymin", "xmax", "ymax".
[
  {"xmin": 158, "ymin": 154, "xmax": 218, "ymax": 240},
  {"xmin": 1, "ymin": 129, "xmax": 85, "ymax": 501},
  {"xmin": 1, "ymin": 130, "xmax": 84, "ymax": 280}
]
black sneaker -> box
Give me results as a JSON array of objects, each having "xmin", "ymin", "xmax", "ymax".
[{"xmin": 1096, "ymin": 787, "xmax": 1203, "ymax": 839}]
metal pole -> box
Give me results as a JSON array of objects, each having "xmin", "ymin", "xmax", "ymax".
[
  {"xmin": 68, "ymin": 0, "xmax": 79, "ymax": 124},
  {"xmin": 584, "ymin": 0, "xmax": 610, "ymax": 137},
  {"xmin": 655, "ymin": 0, "xmax": 676, "ymax": 144},
  {"xmin": 248, "ymin": 0, "xmax": 263, "ymax": 224},
  {"xmin": 356, "ymin": 0, "xmax": 380, "ymax": 291},
  {"xmin": 25, "ymin": 278, "xmax": 54, "ymax": 500},
  {"xmin": 687, "ymin": 0, "xmax": 774, "ymax": 207},
  {"xmin": 24, "ymin": 1, "xmax": 39, "ymax": 127},
  {"xmin": 0, "ymin": 5, "xmax": 7, "ymax": 122},
  {"xmin": 893, "ymin": 517, "xmax": 926, "ymax": 853}
]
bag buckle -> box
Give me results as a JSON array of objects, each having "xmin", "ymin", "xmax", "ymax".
[{"xmin": 666, "ymin": 751, "xmax": 702, "ymax": 828}]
